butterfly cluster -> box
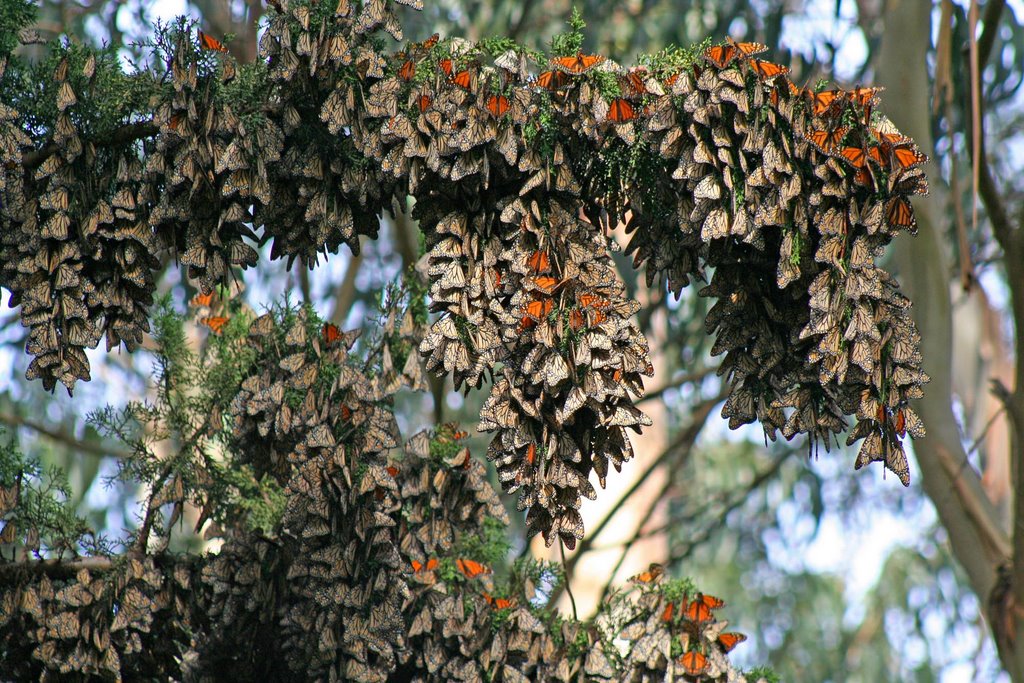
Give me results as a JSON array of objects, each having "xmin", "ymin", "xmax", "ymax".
[
  {"xmin": 0, "ymin": 55, "xmax": 160, "ymax": 392},
  {"xmin": 595, "ymin": 564, "xmax": 749, "ymax": 681},
  {"xmin": 1, "ymin": 2, "xmax": 929, "ymax": 677}
]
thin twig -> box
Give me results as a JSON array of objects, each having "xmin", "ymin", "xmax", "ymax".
[
  {"xmin": 560, "ymin": 541, "xmax": 578, "ymax": 620},
  {"xmin": 0, "ymin": 411, "xmax": 132, "ymax": 459},
  {"xmin": 640, "ymin": 367, "xmax": 717, "ymax": 405}
]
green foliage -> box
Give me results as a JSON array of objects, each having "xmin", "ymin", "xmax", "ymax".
[
  {"xmin": 551, "ymin": 6, "xmax": 587, "ymax": 56},
  {"xmin": 638, "ymin": 39, "xmax": 711, "ymax": 77},
  {"xmin": 456, "ymin": 516, "xmax": 509, "ymax": 567},
  {"xmin": 210, "ymin": 462, "xmax": 286, "ymax": 536},
  {"xmin": 0, "ymin": 0, "xmax": 35, "ymax": 58},
  {"xmin": 746, "ymin": 666, "xmax": 781, "ymax": 683},
  {"xmin": 0, "ymin": 430, "xmax": 97, "ymax": 559}
]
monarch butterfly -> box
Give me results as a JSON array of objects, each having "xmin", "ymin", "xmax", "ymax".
[
  {"xmin": 340, "ymin": 404, "xmax": 352, "ymax": 421},
  {"xmin": 623, "ymin": 70, "xmax": 648, "ymax": 96},
  {"xmin": 607, "ymin": 97, "xmax": 636, "ymax": 123},
  {"xmin": 521, "ymin": 298, "xmax": 553, "ymax": 325},
  {"xmin": 685, "ymin": 593, "xmax": 722, "ymax": 622},
  {"xmin": 386, "ymin": 465, "xmax": 399, "ymax": 477},
  {"xmin": 717, "ymin": 632, "xmax": 747, "ymax": 653},
  {"xmin": 868, "ymin": 145, "xmax": 888, "ymax": 168},
  {"xmin": 569, "ymin": 308, "xmax": 585, "ymax": 332},
  {"xmin": 456, "ymin": 558, "xmax": 491, "ymax": 578},
  {"xmin": 893, "ymin": 409, "xmax": 907, "ymax": 437},
  {"xmin": 411, "ymin": 558, "xmax": 439, "ymax": 573},
  {"xmin": 526, "ymin": 443, "xmax": 537, "ymax": 465},
  {"xmin": 612, "ymin": 368, "xmax": 623, "ymax": 382},
  {"xmin": 438, "ymin": 58, "xmax": 453, "ymax": 76},
  {"xmin": 530, "ymin": 275, "xmax": 560, "ymax": 293},
  {"xmin": 200, "ymin": 316, "xmax": 229, "ymax": 334},
  {"xmin": 536, "ymin": 69, "xmax": 571, "ymax": 90},
  {"xmin": 551, "ymin": 52, "xmax": 604, "ymax": 74},
  {"xmin": 442, "ymin": 422, "xmax": 469, "ymax": 440},
  {"xmin": 527, "ymin": 250, "xmax": 551, "ymax": 273},
  {"xmin": 198, "ymin": 30, "xmax": 228, "ymax": 53},
  {"xmin": 451, "ymin": 69, "xmax": 473, "ymax": 90},
  {"xmin": 322, "ymin": 322, "xmax": 342, "ymax": 345},
  {"xmin": 679, "ymin": 650, "xmax": 708, "ymax": 676},
  {"xmin": 704, "ymin": 41, "xmax": 767, "ymax": 69},
  {"xmin": 750, "ymin": 58, "xmax": 788, "ymax": 80},
  {"xmin": 486, "ymin": 94, "xmax": 509, "ymax": 117},
  {"xmin": 891, "ymin": 146, "xmax": 927, "ymax": 170},
  {"xmin": 398, "ymin": 59, "xmax": 416, "ymax": 81},
  {"xmin": 807, "ymin": 89, "xmax": 843, "ymax": 116},
  {"xmin": 886, "ymin": 197, "xmax": 916, "ymax": 230},
  {"xmin": 168, "ymin": 113, "xmax": 184, "ymax": 132},
  {"xmin": 849, "ymin": 86, "xmax": 882, "ymax": 107},
  {"xmin": 482, "ymin": 592, "xmax": 517, "ymax": 609},
  {"xmin": 871, "ymin": 127, "xmax": 911, "ymax": 147},
  {"xmin": 807, "ymin": 126, "xmax": 848, "ymax": 155},
  {"xmin": 839, "ymin": 146, "xmax": 867, "ymax": 168},
  {"xmin": 661, "ymin": 602, "xmax": 675, "ymax": 622},
  {"xmin": 190, "ymin": 291, "xmax": 214, "ymax": 307},
  {"xmin": 419, "ymin": 33, "xmax": 440, "ymax": 51},
  {"xmin": 579, "ymin": 293, "xmax": 609, "ymax": 309},
  {"xmin": 629, "ymin": 563, "xmax": 664, "ymax": 584},
  {"xmin": 417, "ymin": 94, "xmax": 432, "ymax": 112}
]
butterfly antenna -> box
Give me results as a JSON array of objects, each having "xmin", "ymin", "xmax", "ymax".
[{"xmin": 560, "ymin": 541, "xmax": 578, "ymax": 620}]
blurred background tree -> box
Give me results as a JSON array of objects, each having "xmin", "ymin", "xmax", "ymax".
[{"xmin": 3, "ymin": 0, "xmax": 1022, "ymax": 680}]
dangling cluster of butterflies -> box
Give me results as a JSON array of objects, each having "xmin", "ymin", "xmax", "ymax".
[{"xmin": 415, "ymin": 189, "xmax": 652, "ymax": 549}]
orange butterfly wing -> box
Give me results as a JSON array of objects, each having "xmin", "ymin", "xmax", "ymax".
[
  {"xmin": 198, "ymin": 30, "xmax": 228, "ymax": 52},
  {"xmin": 190, "ymin": 291, "xmax": 214, "ymax": 307},
  {"xmin": 452, "ymin": 69, "xmax": 473, "ymax": 89},
  {"xmin": 839, "ymin": 146, "xmax": 867, "ymax": 168},
  {"xmin": 717, "ymin": 632, "xmax": 747, "ymax": 653},
  {"xmin": 630, "ymin": 563, "xmax": 664, "ymax": 584},
  {"xmin": 417, "ymin": 94, "xmax": 432, "ymax": 112},
  {"xmin": 486, "ymin": 95, "xmax": 509, "ymax": 117},
  {"xmin": 532, "ymin": 276, "xmax": 559, "ymax": 293},
  {"xmin": 750, "ymin": 58, "xmax": 788, "ymax": 80},
  {"xmin": 399, "ymin": 59, "xmax": 416, "ymax": 81},
  {"xmin": 527, "ymin": 250, "xmax": 550, "ymax": 273},
  {"xmin": 201, "ymin": 316, "xmax": 229, "ymax": 334},
  {"xmin": 809, "ymin": 89, "xmax": 842, "ymax": 116},
  {"xmin": 661, "ymin": 602, "xmax": 674, "ymax": 622},
  {"xmin": 733, "ymin": 40, "xmax": 768, "ymax": 57},
  {"xmin": 808, "ymin": 126, "xmax": 848, "ymax": 154},
  {"xmin": 704, "ymin": 45, "xmax": 737, "ymax": 68},
  {"xmin": 552, "ymin": 52, "xmax": 604, "ymax": 74},
  {"xmin": 426, "ymin": 558, "xmax": 439, "ymax": 571},
  {"xmin": 685, "ymin": 598, "xmax": 713, "ymax": 623},
  {"xmin": 679, "ymin": 650, "xmax": 708, "ymax": 676},
  {"xmin": 886, "ymin": 197, "xmax": 915, "ymax": 229},
  {"xmin": 322, "ymin": 322, "xmax": 342, "ymax": 345},
  {"xmin": 456, "ymin": 559, "xmax": 490, "ymax": 578},
  {"xmin": 438, "ymin": 58, "xmax": 453, "ymax": 76},
  {"xmin": 608, "ymin": 98, "xmax": 636, "ymax": 123},
  {"xmin": 697, "ymin": 592, "xmax": 725, "ymax": 609},
  {"xmin": 420, "ymin": 33, "xmax": 440, "ymax": 50},
  {"xmin": 894, "ymin": 409, "xmax": 907, "ymax": 437},
  {"xmin": 892, "ymin": 146, "xmax": 927, "ymax": 169}
]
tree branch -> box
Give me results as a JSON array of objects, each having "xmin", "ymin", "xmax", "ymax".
[
  {"xmin": 22, "ymin": 121, "xmax": 159, "ymax": 170},
  {"xmin": 0, "ymin": 411, "xmax": 131, "ymax": 460}
]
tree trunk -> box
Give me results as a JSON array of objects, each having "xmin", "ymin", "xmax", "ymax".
[{"xmin": 875, "ymin": 0, "xmax": 1018, "ymax": 677}]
